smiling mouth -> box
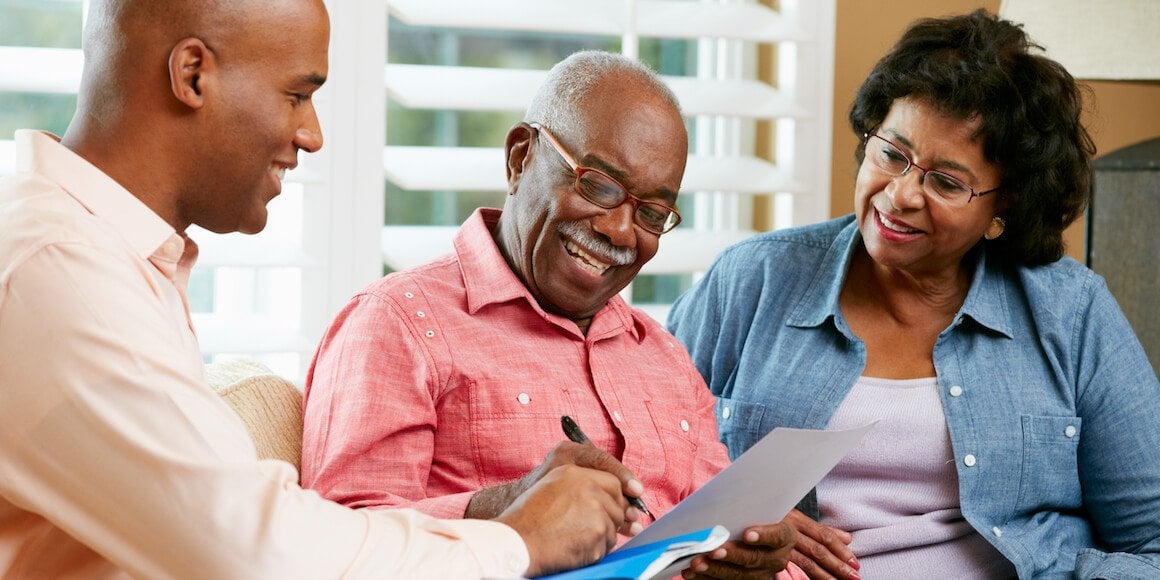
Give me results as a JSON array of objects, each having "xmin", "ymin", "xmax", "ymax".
[
  {"xmin": 565, "ymin": 239, "xmax": 612, "ymax": 276},
  {"xmin": 876, "ymin": 209, "xmax": 922, "ymax": 234}
]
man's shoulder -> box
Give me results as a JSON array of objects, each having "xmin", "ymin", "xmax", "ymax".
[
  {"xmin": 0, "ymin": 174, "xmax": 101, "ymax": 278},
  {"xmin": 356, "ymin": 253, "xmax": 463, "ymax": 304}
]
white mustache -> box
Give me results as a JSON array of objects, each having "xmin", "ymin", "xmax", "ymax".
[{"xmin": 557, "ymin": 220, "xmax": 637, "ymax": 266}]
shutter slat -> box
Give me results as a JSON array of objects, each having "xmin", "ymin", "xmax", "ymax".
[
  {"xmin": 383, "ymin": 146, "xmax": 806, "ymax": 194},
  {"xmin": 387, "ymin": 0, "xmax": 808, "ymax": 43},
  {"xmin": 0, "ymin": 47, "xmax": 82, "ymax": 93},
  {"xmin": 386, "ymin": 64, "xmax": 808, "ymax": 120}
]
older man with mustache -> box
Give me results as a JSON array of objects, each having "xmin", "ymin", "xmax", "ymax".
[{"xmin": 300, "ymin": 51, "xmax": 796, "ymax": 579}]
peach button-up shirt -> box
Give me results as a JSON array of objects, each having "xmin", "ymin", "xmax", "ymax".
[{"xmin": 0, "ymin": 130, "xmax": 529, "ymax": 579}]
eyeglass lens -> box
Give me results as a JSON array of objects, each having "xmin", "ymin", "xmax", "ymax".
[
  {"xmin": 867, "ymin": 135, "xmax": 975, "ymax": 205},
  {"xmin": 577, "ymin": 171, "xmax": 678, "ymax": 234}
]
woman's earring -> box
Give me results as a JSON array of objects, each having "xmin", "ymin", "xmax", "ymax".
[{"xmin": 984, "ymin": 216, "xmax": 1006, "ymax": 240}]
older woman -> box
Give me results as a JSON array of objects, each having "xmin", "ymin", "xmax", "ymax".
[{"xmin": 669, "ymin": 10, "xmax": 1159, "ymax": 580}]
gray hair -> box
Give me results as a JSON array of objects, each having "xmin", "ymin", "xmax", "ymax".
[{"xmin": 524, "ymin": 50, "xmax": 681, "ymax": 140}]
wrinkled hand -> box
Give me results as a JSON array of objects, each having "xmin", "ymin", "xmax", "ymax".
[
  {"xmin": 467, "ymin": 440, "xmax": 647, "ymax": 530},
  {"xmin": 494, "ymin": 463, "xmax": 640, "ymax": 577},
  {"xmin": 780, "ymin": 509, "xmax": 859, "ymax": 580},
  {"xmin": 680, "ymin": 521, "xmax": 795, "ymax": 579}
]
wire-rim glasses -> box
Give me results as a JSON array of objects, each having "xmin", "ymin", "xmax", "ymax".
[
  {"xmin": 864, "ymin": 133, "xmax": 1000, "ymax": 207},
  {"xmin": 530, "ymin": 123, "xmax": 681, "ymax": 235}
]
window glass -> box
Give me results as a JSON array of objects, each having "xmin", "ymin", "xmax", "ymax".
[
  {"xmin": 0, "ymin": 0, "xmax": 83, "ymax": 48},
  {"xmin": 0, "ymin": 93, "xmax": 75, "ymax": 138},
  {"xmin": 384, "ymin": 17, "xmax": 699, "ymax": 229}
]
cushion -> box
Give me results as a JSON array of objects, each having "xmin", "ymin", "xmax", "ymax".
[{"xmin": 205, "ymin": 359, "xmax": 303, "ymax": 471}]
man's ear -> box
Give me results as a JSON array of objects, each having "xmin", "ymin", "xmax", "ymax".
[
  {"xmin": 168, "ymin": 37, "xmax": 214, "ymax": 109},
  {"xmin": 504, "ymin": 122, "xmax": 536, "ymax": 196}
]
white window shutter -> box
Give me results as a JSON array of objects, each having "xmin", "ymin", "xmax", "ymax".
[{"xmin": 380, "ymin": 0, "xmax": 835, "ymax": 295}]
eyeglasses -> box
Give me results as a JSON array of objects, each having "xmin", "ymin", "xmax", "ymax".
[
  {"xmin": 530, "ymin": 122, "xmax": 682, "ymax": 235},
  {"xmin": 863, "ymin": 133, "xmax": 1000, "ymax": 207}
]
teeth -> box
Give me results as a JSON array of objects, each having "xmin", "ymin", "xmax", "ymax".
[
  {"xmin": 878, "ymin": 211, "xmax": 919, "ymax": 234},
  {"xmin": 273, "ymin": 167, "xmax": 287, "ymax": 181},
  {"xmin": 565, "ymin": 240, "xmax": 611, "ymax": 276}
]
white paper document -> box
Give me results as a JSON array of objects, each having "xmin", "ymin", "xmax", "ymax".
[{"xmin": 621, "ymin": 422, "xmax": 876, "ymax": 550}]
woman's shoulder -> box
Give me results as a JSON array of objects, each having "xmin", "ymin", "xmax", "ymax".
[
  {"xmin": 1010, "ymin": 255, "xmax": 1107, "ymax": 301},
  {"xmin": 715, "ymin": 215, "xmax": 854, "ymax": 268}
]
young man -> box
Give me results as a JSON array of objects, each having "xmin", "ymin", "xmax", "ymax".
[{"xmin": 0, "ymin": 1, "xmax": 635, "ymax": 577}]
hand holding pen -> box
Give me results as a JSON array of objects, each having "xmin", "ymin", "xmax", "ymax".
[{"xmin": 561, "ymin": 415, "xmax": 653, "ymax": 518}]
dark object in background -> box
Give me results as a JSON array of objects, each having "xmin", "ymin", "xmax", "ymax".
[{"xmin": 1087, "ymin": 136, "xmax": 1160, "ymax": 371}]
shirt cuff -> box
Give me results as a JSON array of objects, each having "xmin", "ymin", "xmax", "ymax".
[{"xmin": 428, "ymin": 518, "xmax": 531, "ymax": 577}]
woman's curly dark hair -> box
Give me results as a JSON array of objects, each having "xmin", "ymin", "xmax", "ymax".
[{"xmin": 849, "ymin": 9, "xmax": 1095, "ymax": 266}]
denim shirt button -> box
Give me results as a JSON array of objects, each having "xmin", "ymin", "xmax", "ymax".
[
  {"xmin": 964, "ymin": 454, "xmax": 977, "ymax": 467},
  {"xmin": 949, "ymin": 385, "xmax": 963, "ymax": 397},
  {"xmin": 1065, "ymin": 425, "xmax": 1077, "ymax": 438},
  {"xmin": 721, "ymin": 407, "xmax": 732, "ymax": 419},
  {"xmin": 992, "ymin": 526, "xmax": 1003, "ymax": 538}
]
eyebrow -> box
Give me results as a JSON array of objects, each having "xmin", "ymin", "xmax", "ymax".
[
  {"xmin": 884, "ymin": 130, "xmax": 979, "ymax": 182},
  {"xmin": 299, "ymin": 73, "xmax": 328, "ymax": 88},
  {"xmin": 577, "ymin": 153, "xmax": 680, "ymax": 207}
]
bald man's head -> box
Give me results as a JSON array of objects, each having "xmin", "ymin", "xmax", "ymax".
[
  {"xmin": 80, "ymin": 0, "xmax": 298, "ymax": 120},
  {"xmin": 65, "ymin": 0, "xmax": 330, "ymax": 235}
]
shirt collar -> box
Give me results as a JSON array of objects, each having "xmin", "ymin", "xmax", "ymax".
[
  {"xmin": 787, "ymin": 216, "xmax": 1013, "ymax": 338},
  {"xmin": 16, "ymin": 130, "xmax": 178, "ymax": 262},
  {"xmin": 956, "ymin": 248, "xmax": 1014, "ymax": 338},
  {"xmin": 453, "ymin": 208, "xmax": 645, "ymax": 342},
  {"xmin": 787, "ymin": 217, "xmax": 859, "ymax": 330}
]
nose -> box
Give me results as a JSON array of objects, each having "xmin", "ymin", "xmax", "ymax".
[
  {"xmin": 590, "ymin": 202, "xmax": 637, "ymax": 249},
  {"xmin": 295, "ymin": 104, "xmax": 324, "ymax": 153},
  {"xmin": 886, "ymin": 167, "xmax": 927, "ymax": 209}
]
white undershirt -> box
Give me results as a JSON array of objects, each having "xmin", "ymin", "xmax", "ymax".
[{"xmin": 816, "ymin": 376, "xmax": 1016, "ymax": 579}]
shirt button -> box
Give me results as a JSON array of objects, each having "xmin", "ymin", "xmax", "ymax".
[
  {"xmin": 992, "ymin": 526, "xmax": 1003, "ymax": 538},
  {"xmin": 613, "ymin": 410, "xmax": 622, "ymax": 422},
  {"xmin": 1065, "ymin": 425, "xmax": 1077, "ymax": 438},
  {"xmin": 506, "ymin": 555, "xmax": 522, "ymax": 573},
  {"xmin": 424, "ymin": 330, "xmax": 435, "ymax": 338},
  {"xmin": 404, "ymin": 292, "xmax": 414, "ymax": 299},
  {"xmin": 517, "ymin": 393, "xmax": 530, "ymax": 405},
  {"xmin": 963, "ymin": 454, "xmax": 977, "ymax": 467},
  {"xmin": 949, "ymin": 385, "xmax": 963, "ymax": 397},
  {"xmin": 416, "ymin": 310, "xmax": 426, "ymax": 318},
  {"xmin": 721, "ymin": 407, "xmax": 732, "ymax": 419},
  {"xmin": 680, "ymin": 419, "xmax": 690, "ymax": 432}
]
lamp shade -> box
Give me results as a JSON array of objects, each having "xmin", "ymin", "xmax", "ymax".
[{"xmin": 999, "ymin": 0, "xmax": 1160, "ymax": 80}]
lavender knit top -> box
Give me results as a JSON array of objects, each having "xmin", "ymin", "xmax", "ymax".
[{"xmin": 816, "ymin": 376, "xmax": 1016, "ymax": 579}]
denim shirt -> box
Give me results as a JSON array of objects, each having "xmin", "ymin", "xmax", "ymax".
[{"xmin": 668, "ymin": 216, "xmax": 1160, "ymax": 579}]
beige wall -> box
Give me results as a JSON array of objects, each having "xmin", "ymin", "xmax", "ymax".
[{"xmin": 829, "ymin": 0, "xmax": 1160, "ymax": 260}]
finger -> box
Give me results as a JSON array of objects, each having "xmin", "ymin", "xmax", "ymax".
[
  {"xmin": 705, "ymin": 541, "xmax": 790, "ymax": 574},
  {"xmin": 682, "ymin": 553, "xmax": 787, "ymax": 580},
  {"xmin": 565, "ymin": 444, "xmax": 648, "ymax": 503},
  {"xmin": 781, "ymin": 511, "xmax": 856, "ymax": 578},
  {"xmin": 788, "ymin": 548, "xmax": 838, "ymax": 580},
  {"xmin": 785, "ymin": 509, "xmax": 852, "ymax": 547},
  {"xmin": 742, "ymin": 522, "xmax": 795, "ymax": 550},
  {"xmin": 616, "ymin": 506, "xmax": 643, "ymax": 536}
]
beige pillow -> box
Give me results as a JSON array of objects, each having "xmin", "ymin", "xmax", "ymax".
[{"xmin": 205, "ymin": 359, "xmax": 303, "ymax": 471}]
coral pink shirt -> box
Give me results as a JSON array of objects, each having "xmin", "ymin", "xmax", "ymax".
[
  {"xmin": 0, "ymin": 131, "xmax": 529, "ymax": 579},
  {"xmin": 301, "ymin": 208, "xmax": 729, "ymax": 528}
]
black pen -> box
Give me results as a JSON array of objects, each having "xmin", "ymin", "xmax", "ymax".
[{"xmin": 560, "ymin": 415, "xmax": 652, "ymax": 517}]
